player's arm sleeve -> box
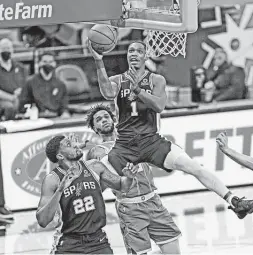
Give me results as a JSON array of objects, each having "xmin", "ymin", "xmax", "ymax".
[
  {"xmin": 137, "ymin": 74, "xmax": 167, "ymax": 113},
  {"xmin": 95, "ymin": 58, "xmax": 121, "ymax": 100},
  {"xmin": 36, "ymin": 174, "xmax": 62, "ymax": 228}
]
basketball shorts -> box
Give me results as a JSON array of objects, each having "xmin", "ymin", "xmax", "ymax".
[
  {"xmin": 108, "ymin": 133, "xmax": 185, "ymax": 173},
  {"xmin": 115, "ymin": 194, "xmax": 181, "ymax": 254},
  {"xmin": 53, "ymin": 229, "xmax": 113, "ymax": 254}
]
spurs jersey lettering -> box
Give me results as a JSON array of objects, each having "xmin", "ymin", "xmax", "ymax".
[
  {"xmin": 51, "ymin": 160, "xmax": 106, "ymax": 235},
  {"xmin": 116, "ymin": 70, "xmax": 158, "ymax": 136},
  {"xmin": 93, "ymin": 142, "xmax": 157, "ymax": 198}
]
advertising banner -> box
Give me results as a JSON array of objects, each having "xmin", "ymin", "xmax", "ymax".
[
  {"xmin": 0, "ymin": 0, "xmax": 122, "ymax": 27},
  {"xmin": 2, "ymin": 109, "xmax": 253, "ymax": 210}
]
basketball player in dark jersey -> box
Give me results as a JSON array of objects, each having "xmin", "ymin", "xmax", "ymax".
[
  {"xmin": 89, "ymin": 40, "xmax": 253, "ymax": 222},
  {"xmin": 86, "ymin": 104, "xmax": 181, "ymax": 255},
  {"xmin": 36, "ymin": 135, "xmax": 137, "ymax": 254}
]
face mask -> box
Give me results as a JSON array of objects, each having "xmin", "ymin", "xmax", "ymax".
[
  {"xmin": 1, "ymin": 51, "xmax": 11, "ymax": 61},
  {"xmin": 41, "ymin": 64, "xmax": 54, "ymax": 75}
]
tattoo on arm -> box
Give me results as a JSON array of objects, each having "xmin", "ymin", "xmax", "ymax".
[{"xmin": 90, "ymin": 161, "xmax": 121, "ymax": 190}]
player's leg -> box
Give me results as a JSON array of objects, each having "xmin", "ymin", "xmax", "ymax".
[
  {"xmin": 108, "ymin": 142, "xmax": 139, "ymax": 175},
  {"xmin": 163, "ymin": 143, "xmax": 253, "ymax": 218},
  {"xmin": 115, "ymin": 201, "xmax": 152, "ymax": 255},
  {"xmin": 147, "ymin": 194, "xmax": 181, "ymax": 255}
]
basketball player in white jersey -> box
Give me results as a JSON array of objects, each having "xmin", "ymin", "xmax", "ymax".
[{"xmin": 86, "ymin": 104, "xmax": 182, "ymax": 255}]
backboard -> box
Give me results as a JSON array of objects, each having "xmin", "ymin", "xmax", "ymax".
[{"xmin": 109, "ymin": 0, "xmax": 199, "ymax": 33}]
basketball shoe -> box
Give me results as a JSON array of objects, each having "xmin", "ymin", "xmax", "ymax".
[{"xmin": 228, "ymin": 196, "xmax": 253, "ymax": 219}]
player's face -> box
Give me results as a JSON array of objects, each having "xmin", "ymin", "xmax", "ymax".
[
  {"xmin": 127, "ymin": 43, "xmax": 146, "ymax": 69},
  {"xmin": 58, "ymin": 137, "xmax": 83, "ymax": 161},
  {"xmin": 93, "ymin": 110, "xmax": 114, "ymax": 135}
]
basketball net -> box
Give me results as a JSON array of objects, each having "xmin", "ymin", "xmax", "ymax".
[{"xmin": 143, "ymin": 0, "xmax": 200, "ymax": 58}]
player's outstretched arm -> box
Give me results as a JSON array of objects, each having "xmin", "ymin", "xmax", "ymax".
[
  {"xmin": 128, "ymin": 68, "xmax": 167, "ymax": 113},
  {"xmin": 87, "ymin": 160, "xmax": 135, "ymax": 192},
  {"xmin": 88, "ymin": 41, "xmax": 120, "ymax": 100},
  {"xmin": 217, "ymin": 132, "xmax": 253, "ymax": 171}
]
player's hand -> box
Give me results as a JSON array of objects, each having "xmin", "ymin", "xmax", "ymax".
[
  {"xmin": 58, "ymin": 167, "xmax": 78, "ymax": 192},
  {"xmin": 122, "ymin": 162, "xmax": 139, "ymax": 178},
  {"xmin": 88, "ymin": 40, "xmax": 103, "ymax": 60},
  {"xmin": 216, "ymin": 131, "xmax": 228, "ymax": 151},
  {"xmin": 68, "ymin": 133, "xmax": 89, "ymax": 149},
  {"xmin": 128, "ymin": 66, "xmax": 141, "ymax": 90}
]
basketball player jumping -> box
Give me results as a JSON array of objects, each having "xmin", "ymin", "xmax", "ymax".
[
  {"xmin": 86, "ymin": 104, "xmax": 181, "ymax": 255},
  {"xmin": 89, "ymin": 40, "xmax": 253, "ymax": 223},
  {"xmin": 36, "ymin": 135, "xmax": 137, "ymax": 254}
]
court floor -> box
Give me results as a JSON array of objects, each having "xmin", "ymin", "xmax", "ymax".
[{"xmin": 1, "ymin": 186, "xmax": 253, "ymax": 255}]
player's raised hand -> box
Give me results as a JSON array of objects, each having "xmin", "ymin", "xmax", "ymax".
[
  {"xmin": 68, "ymin": 133, "xmax": 89, "ymax": 150},
  {"xmin": 88, "ymin": 40, "xmax": 103, "ymax": 60},
  {"xmin": 58, "ymin": 167, "xmax": 78, "ymax": 192},
  {"xmin": 216, "ymin": 131, "xmax": 228, "ymax": 151},
  {"xmin": 122, "ymin": 162, "xmax": 139, "ymax": 178}
]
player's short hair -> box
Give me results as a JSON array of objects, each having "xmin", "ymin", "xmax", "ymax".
[
  {"xmin": 128, "ymin": 41, "xmax": 147, "ymax": 52},
  {"xmin": 45, "ymin": 135, "xmax": 65, "ymax": 163},
  {"xmin": 86, "ymin": 104, "xmax": 115, "ymax": 130}
]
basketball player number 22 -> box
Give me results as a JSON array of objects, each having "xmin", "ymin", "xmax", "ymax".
[
  {"xmin": 73, "ymin": 196, "xmax": 95, "ymax": 214},
  {"xmin": 131, "ymin": 101, "xmax": 138, "ymax": 116}
]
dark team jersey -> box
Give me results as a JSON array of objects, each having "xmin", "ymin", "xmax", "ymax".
[
  {"xmin": 51, "ymin": 160, "xmax": 106, "ymax": 235},
  {"xmin": 115, "ymin": 70, "xmax": 159, "ymax": 136},
  {"xmin": 95, "ymin": 142, "xmax": 157, "ymax": 198}
]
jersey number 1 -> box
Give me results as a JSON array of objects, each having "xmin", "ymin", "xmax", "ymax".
[
  {"xmin": 131, "ymin": 101, "xmax": 138, "ymax": 116},
  {"xmin": 73, "ymin": 196, "xmax": 95, "ymax": 215}
]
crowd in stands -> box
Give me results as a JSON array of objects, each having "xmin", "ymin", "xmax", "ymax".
[
  {"xmin": 0, "ymin": 38, "xmax": 70, "ymax": 122},
  {"xmin": 191, "ymin": 48, "xmax": 247, "ymax": 103}
]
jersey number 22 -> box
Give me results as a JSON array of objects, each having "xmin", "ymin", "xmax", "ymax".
[{"xmin": 73, "ymin": 196, "xmax": 95, "ymax": 214}]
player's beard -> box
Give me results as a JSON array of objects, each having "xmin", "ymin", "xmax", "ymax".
[{"xmin": 98, "ymin": 123, "xmax": 114, "ymax": 135}]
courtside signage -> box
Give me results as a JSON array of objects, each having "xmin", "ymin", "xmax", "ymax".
[
  {"xmin": 2, "ymin": 109, "xmax": 253, "ymax": 210},
  {"xmin": 0, "ymin": 0, "xmax": 122, "ymax": 27}
]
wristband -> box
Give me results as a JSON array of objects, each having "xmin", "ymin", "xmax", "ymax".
[
  {"xmin": 133, "ymin": 86, "xmax": 141, "ymax": 95},
  {"xmin": 95, "ymin": 59, "xmax": 105, "ymax": 70}
]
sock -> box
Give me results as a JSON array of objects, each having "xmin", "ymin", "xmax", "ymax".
[{"xmin": 223, "ymin": 191, "xmax": 235, "ymax": 207}]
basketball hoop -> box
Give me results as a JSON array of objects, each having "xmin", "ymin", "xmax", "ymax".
[
  {"xmin": 144, "ymin": 0, "xmax": 200, "ymax": 58},
  {"xmin": 120, "ymin": 0, "xmax": 200, "ymax": 58}
]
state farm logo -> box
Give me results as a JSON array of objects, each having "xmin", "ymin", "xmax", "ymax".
[{"xmin": 11, "ymin": 131, "xmax": 102, "ymax": 196}]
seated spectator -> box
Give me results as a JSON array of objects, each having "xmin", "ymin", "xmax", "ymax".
[
  {"xmin": 190, "ymin": 66, "xmax": 207, "ymax": 102},
  {"xmin": 204, "ymin": 48, "xmax": 246, "ymax": 102},
  {"xmin": 19, "ymin": 52, "xmax": 70, "ymax": 118},
  {"xmin": 0, "ymin": 38, "xmax": 26, "ymax": 120}
]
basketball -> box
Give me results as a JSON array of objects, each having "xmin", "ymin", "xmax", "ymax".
[{"xmin": 88, "ymin": 24, "xmax": 118, "ymax": 54}]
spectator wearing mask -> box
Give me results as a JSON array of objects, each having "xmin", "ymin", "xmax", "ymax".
[
  {"xmin": 19, "ymin": 52, "xmax": 70, "ymax": 118},
  {"xmin": 0, "ymin": 38, "xmax": 26, "ymax": 120},
  {"xmin": 204, "ymin": 48, "xmax": 246, "ymax": 102}
]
